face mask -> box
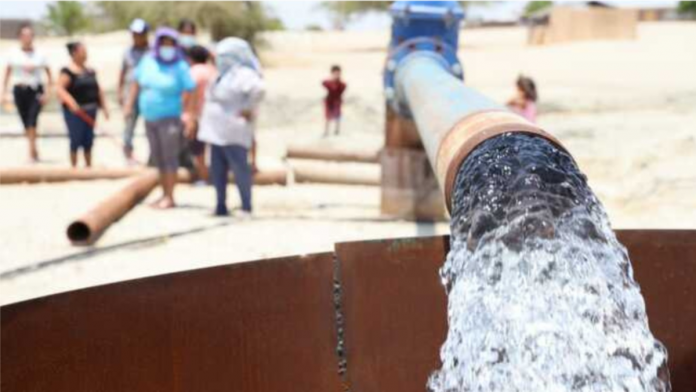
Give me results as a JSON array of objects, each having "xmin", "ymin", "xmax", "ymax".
[
  {"xmin": 159, "ymin": 46, "xmax": 177, "ymax": 62},
  {"xmin": 179, "ymin": 35, "xmax": 196, "ymax": 48}
]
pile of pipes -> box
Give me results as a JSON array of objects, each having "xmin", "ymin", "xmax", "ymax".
[
  {"xmin": 0, "ymin": 145, "xmax": 381, "ymax": 246},
  {"xmin": 285, "ymin": 144, "xmax": 380, "ymax": 186}
]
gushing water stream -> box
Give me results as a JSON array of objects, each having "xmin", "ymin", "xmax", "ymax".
[{"xmin": 428, "ymin": 134, "xmax": 670, "ymax": 392}]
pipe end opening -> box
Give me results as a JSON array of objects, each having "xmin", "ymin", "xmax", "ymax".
[{"xmin": 67, "ymin": 221, "xmax": 91, "ymax": 244}]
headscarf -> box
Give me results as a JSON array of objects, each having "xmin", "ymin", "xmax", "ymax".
[
  {"xmin": 215, "ymin": 37, "xmax": 262, "ymax": 77},
  {"xmin": 153, "ymin": 27, "xmax": 182, "ymax": 64}
]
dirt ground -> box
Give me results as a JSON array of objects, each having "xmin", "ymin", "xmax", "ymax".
[{"xmin": 1, "ymin": 23, "xmax": 695, "ymax": 305}]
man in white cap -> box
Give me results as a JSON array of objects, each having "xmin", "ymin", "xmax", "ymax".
[{"xmin": 118, "ymin": 18, "xmax": 150, "ymax": 164}]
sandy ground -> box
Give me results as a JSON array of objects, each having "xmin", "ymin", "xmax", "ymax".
[{"xmin": 1, "ymin": 23, "xmax": 695, "ymax": 305}]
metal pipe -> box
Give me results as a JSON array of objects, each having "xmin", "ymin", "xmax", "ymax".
[
  {"xmin": 286, "ymin": 145, "xmax": 380, "ymax": 164},
  {"xmin": 66, "ymin": 170, "xmax": 159, "ymax": 245},
  {"xmin": 67, "ymin": 168, "xmax": 286, "ymax": 245},
  {"xmin": 384, "ymin": 0, "xmax": 566, "ymax": 212},
  {"xmin": 0, "ymin": 167, "xmax": 287, "ymax": 186},
  {"xmin": 0, "ymin": 167, "xmax": 145, "ymax": 185},
  {"xmin": 246, "ymin": 170, "xmax": 289, "ymax": 186},
  {"xmin": 0, "ymin": 131, "xmax": 126, "ymax": 139},
  {"xmin": 394, "ymin": 54, "xmax": 564, "ymax": 210},
  {"xmin": 175, "ymin": 169, "xmax": 289, "ymax": 186},
  {"xmin": 293, "ymin": 164, "xmax": 380, "ymax": 186}
]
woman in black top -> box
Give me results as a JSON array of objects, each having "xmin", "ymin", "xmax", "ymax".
[{"xmin": 56, "ymin": 42, "xmax": 109, "ymax": 167}]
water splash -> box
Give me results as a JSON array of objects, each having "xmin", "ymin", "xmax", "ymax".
[{"xmin": 428, "ymin": 134, "xmax": 670, "ymax": 392}]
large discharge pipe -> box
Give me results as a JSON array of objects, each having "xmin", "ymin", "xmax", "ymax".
[
  {"xmin": 386, "ymin": 2, "xmax": 670, "ymax": 391},
  {"xmin": 395, "ymin": 58, "xmax": 563, "ymax": 209},
  {"xmin": 385, "ymin": 1, "xmax": 562, "ymax": 210}
]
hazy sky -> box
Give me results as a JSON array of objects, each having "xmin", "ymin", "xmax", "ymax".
[
  {"xmin": 0, "ymin": 1, "xmax": 680, "ymax": 31},
  {"xmin": 2, "ymin": 1, "xmax": 53, "ymax": 20}
]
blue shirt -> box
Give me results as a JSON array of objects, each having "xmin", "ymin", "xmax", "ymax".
[{"xmin": 135, "ymin": 55, "xmax": 195, "ymax": 121}]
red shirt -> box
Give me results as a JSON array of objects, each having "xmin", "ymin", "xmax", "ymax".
[{"xmin": 322, "ymin": 79, "xmax": 346, "ymax": 108}]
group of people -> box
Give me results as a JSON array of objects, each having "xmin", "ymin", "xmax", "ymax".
[
  {"xmin": 2, "ymin": 20, "xmax": 536, "ymax": 217},
  {"xmin": 2, "ymin": 20, "xmax": 265, "ymax": 216}
]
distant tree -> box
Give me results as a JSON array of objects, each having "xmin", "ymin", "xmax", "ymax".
[
  {"xmin": 524, "ymin": 1, "xmax": 553, "ymax": 17},
  {"xmin": 95, "ymin": 1, "xmax": 281, "ymax": 44},
  {"xmin": 45, "ymin": 1, "xmax": 91, "ymax": 36},
  {"xmin": 677, "ymin": 1, "xmax": 696, "ymax": 17},
  {"xmin": 306, "ymin": 24, "xmax": 325, "ymax": 32},
  {"xmin": 319, "ymin": 1, "xmax": 390, "ymax": 30},
  {"xmin": 265, "ymin": 17, "xmax": 286, "ymax": 31}
]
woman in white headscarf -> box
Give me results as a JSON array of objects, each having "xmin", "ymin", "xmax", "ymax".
[{"xmin": 198, "ymin": 37, "xmax": 265, "ymax": 217}]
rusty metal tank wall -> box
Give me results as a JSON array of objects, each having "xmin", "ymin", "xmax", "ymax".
[
  {"xmin": 2, "ymin": 230, "xmax": 695, "ymax": 391},
  {"xmin": 1, "ymin": 254, "xmax": 341, "ymax": 392}
]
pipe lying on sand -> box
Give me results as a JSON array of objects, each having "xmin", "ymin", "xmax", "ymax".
[
  {"xmin": 65, "ymin": 165, "xmax": 375, "ymax": 246},
  {"xmin": 247, "ymin": 169, "xmax": 289, "ymax": 186},
  {"xmin": 0, "ymin": 131, "xmax": 115, "ymax": 139},
  {"xmin": 176, "ymin": 169, "xmax": 289, "ymax": 186},
  {"xmin": 0, "ymin": 167, "xmax": 145, "ymax": 185},
  {"xmin": 66, "ymin": 170, "xmax": 159, "ymax": 245},
  {"xmin": 293, "ymin": 164, "xmax": 380, "ymax": 186},
  {"xmin": 286, "ymin": 145, "xmax": 380, "ymax": 164},
  {"xmin": 66, "ymin": 169, "xmax": 287, "ymax": 246},
  {"xmin": 0, "ymin": 167, "xmax": 289, "ymax": 186}
]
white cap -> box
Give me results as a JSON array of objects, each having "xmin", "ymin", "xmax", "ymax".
[{"xmin": 129, "ymin": 19, "xmax": 149, "ymax": 34}]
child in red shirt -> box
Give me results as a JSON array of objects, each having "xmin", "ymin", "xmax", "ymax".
[{"xmin": 322, "ymin": 65, "xmax": 346, "ymax": 137}]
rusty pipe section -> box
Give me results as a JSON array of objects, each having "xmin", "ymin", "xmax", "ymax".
[
  {"xmin": 3, "ymin": 231, "xmax": 695, "ymax": 391},
  {"xmin": 176, "ymin": 168, "xmax": 289, "ymax": 186},
  {"xmin": 66, "ymin": 170, "xmax": 159, "ymax": 245},
  {"xmin": 0, "ymin": 166, "xmax": 145, "ymax": 185},
  {"xmin": 286, "ymin": 145, "xmax": 380, "ymax": 164},
  {"xmin": 294, "ymin": 165, "xmax": 380, "ymax": 186},
  {"xmin": 66, "ymin": 168, "xmax": 286, "ymax": 245},
  {"xmin": 394, "ymin": 55, "xmax": 565, "ymax": 210}
]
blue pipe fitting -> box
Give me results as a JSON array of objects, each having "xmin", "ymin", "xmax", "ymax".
[{"xmin": 384, "ymin": 1, "xmax": 465, "ymax": 115}]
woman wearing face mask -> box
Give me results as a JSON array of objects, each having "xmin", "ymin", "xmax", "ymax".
[
  {"xmin": 177, "ymin": 19, "xmax": 198, "ymax": 54},
  {"xmin": 56, "ymin": 41, "xmax": 109, "ymax": 167},
  {"xmin": 197, "ymin": 37, "xmax": 265, "ymax": 217},
  {"xmin": 124, "ymin": 27, "xmax": 196, "ymax": 210}
]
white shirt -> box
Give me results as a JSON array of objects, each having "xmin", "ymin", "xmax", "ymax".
[
  {"xmin": 198, "ymin": 67, "xmax": 265, "ymax": 148},
  {"xmin": 7, "ymin": 47, "xmax": 48, "ymax": 88}
]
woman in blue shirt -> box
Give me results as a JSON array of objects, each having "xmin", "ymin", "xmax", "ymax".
[{"xmin": 124, "ymin": 27, "xmax": 195, "ymax": 209}]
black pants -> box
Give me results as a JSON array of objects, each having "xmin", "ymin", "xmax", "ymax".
[{"xmin": 13, "ymin": 85, "xmax": 43, "ymax": 130}]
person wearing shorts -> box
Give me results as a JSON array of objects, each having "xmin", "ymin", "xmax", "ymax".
[
  {"xmin": 1, "ymin": 23, "xmax": 53, "ymax": 162},
  {"xmin": 322, "ymin": 65, "xmax": 346, "ymax": 137},
  {"xmin": 56, "ymin": 42, "xmax": 110, "ymax": 167},
  {"xmin": 125, "ymin": 27, "xmax": 196, "ymax": 210}
]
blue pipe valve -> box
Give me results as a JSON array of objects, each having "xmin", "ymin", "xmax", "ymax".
[{"xmin": 384, "ymin": 1, "xmax": 465, "ymax": 115}]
